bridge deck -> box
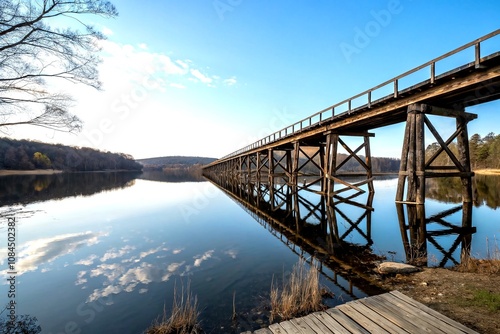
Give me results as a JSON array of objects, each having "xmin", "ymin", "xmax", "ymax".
[{"xmin": 244, "ymin": 291, "xmax": 479, "ymax": 334}]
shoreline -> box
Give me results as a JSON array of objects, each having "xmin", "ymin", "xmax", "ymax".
[
  {"xmin": 0, "ymin": 169, "xmax": 143, "ymax": 176},
  {"xmin": 0, "ymin": 169, "xmax": 64, "ymax": 176},
  {"xmin": 474, "ymin": 168, "xmax": 500, "ymax": 175}
]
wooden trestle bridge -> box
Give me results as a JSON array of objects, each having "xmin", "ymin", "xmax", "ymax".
[{"xmin": 203, "ymin": 30, "xmax": 500, "ymax": 242}]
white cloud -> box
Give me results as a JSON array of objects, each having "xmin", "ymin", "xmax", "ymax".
[
  {"xmin": 176, "ymin": 60, "xmax": 189, "ymax": 69},
  {"xmin": 100, "ymin": 245, "xmax": 136, "ymax": 262},
  {"xmin": 75, "ymin": 254, "xmax": 99, "ymax": 266},
  {"xmin": 158, "ymin": 54, "xmax": 187, "ymax": 75},
  {"xmin": 170, "ymin": 83, "xmax": 186, "ymax": 89},
  {"xmin": 102, "ymin": 27, "xmax": 114, "ymax": 36},
  {"xmin": 1, "ymin": 231, "xmax": 105, "ymax": 275},
  {"xmin": 190, "ymin": 69, "xmax": 213, "ymax": 84},
  {"xmin": 167, "ymin": 262, "xmax": 185, "ymax": 273},
  {"xmin": 139, "ymin": 246, "xmax": 167, "ymax": 259},
  {"xmin": 224, "ymin": 249, "xmax": 238, "ymax": 259},
  {"xmin": 75, "ymin": 270, "xmax": 88, "ymax": 286},
  {"xmin": 224, "ymin": 77, "xmax": 237, "ymax": 86},
  {"xmin": 90, "ymin": 263, "xmax": 126, "ymax": 282},
  {"xmin": 86, "ymin": 258, "xmax": 185, "ymax": 302},
  {"xmin": 193, "ymin": 250, "xmax": 214, "ymax": 267}
]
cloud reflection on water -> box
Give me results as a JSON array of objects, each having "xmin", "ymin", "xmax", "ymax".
[
  {"xmin": 83, "ymin": 247, "xmax": 219, "ymax": 302},
  {"xmin": 0, "ymin": 231, "xmax": 106, "ymax": 276}
]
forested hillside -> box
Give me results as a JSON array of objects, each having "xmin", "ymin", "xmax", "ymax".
[
  {"xmin": 0, "ymin": 138, "xmax": 142, "ymax": 171},
  {"xmin": 136, "ymin": 156, "xmax": 216, "ymax": 169}
]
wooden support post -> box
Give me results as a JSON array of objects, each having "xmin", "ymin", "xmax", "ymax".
[
  {"xmin": 256, "ymin": 152, "xmax": 261, "ymax": 205},
  {"xmin": 456, "ymin": 116, "xmax": 473, "ymax": 203},
  {"xmin": 416, "ymin": 111, "xmax": 425, "ymax": 205},
  {"xmin": 364, "ymin": 134, "xmax": 374, "ymax": 193},
  {"xmin": 292, "ymin": 142, "xmax": 300, "ymax": 228},
  {"xmin": 461, "ymin": 201, "xmax": 473, "ymax": 264},
  {"xmin": 268, "ymin": 149, "xmax": 275, "ymax": 210}
]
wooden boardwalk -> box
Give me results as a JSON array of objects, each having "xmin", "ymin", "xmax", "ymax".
[{"xmin": 243, "ymin": 291, "xmax": 478, "ymax": 334}]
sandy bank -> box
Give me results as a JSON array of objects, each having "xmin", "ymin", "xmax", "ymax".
[{"xmin": 474, "ymin": 168, "xmax": 500, "ymax": 175}]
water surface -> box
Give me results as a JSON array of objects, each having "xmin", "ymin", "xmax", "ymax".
[{"xmin": 0, "ymin": 172, "xmax": 498, "ymax": 333}]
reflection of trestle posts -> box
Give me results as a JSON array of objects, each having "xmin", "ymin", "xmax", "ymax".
[
  {"xmin": 397, "ymin": 201, "xmax": 476, "ymax": 267},
  {"xmin": 206, "ymin": 174, "xmax": 384, "ymax": 299},
  {"xmin": 234, "ymin": 200, "xmax": 360, "ymax": 299},
  {"xmin": 395, "ymin": 103, "xmax": 477, "ymax": 267}
]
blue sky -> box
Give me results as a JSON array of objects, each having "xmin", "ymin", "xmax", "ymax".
[{"xmin": 8, "ymin": 0, "xmax": 500, "ymax": 159}]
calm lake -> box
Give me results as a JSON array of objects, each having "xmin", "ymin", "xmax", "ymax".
[{"xmin": 0, "ymin": 171, "xmax": 499, "ymax": 333}]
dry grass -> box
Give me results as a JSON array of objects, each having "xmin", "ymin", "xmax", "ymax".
[
  {"xmin": 270, "ymin": 259, "xmax": 325, "ymax": 323},
  {"xmin": 145, "ymin": 282, "xmax": 201, "ymax": 334},
  {"xmin": 456, "ymin": 237, "xmax": 500, "ymax": 274}
]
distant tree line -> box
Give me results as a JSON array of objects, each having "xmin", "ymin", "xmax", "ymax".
[
  {"xmin": 0, "ymin": 138, "xmax": 142, "ymax": 171},
  {"xmin": 425, "ymin": 132, "xmax": 500, "ymax": 169},
  {"xmin": 136, "ymin": 156, "xmax": 215, "ymax": 182},
  {"xmin": 137, "ymin": 156, "xmax": 216, "ymax": 170},
  {"xmin": 468, "ymin": 132, "xmax": 500, "ymax": 169},
  {"xmin": 298, "ymin": 154, "xmax": 400, "ymax": 174}
]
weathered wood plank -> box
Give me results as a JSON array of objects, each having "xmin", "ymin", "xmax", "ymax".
[
  {"xmin": 359, "ymin": 294, "xmax": 440, "ymax": 333},
  {"xmin": 389, "ymin": 290, "xmax": 480, "ymax": 334},
  {"xmin": 289, "ymin": 317, "xmax": 316, "ymax": 334},
  {"xmin": 346, "ymin": 299, "xmax": 409, "ymax": 334},
  {"xmin": 301, "ymin": 313, "xmax": 336, "ymax": 334},
  {"xmin": 267, "ymin": 323, "xmax": 287, "ymax": 334},
  {"xmin": 253, "ymin": 328, "xmax": 274, "ymax": 334},
  {"xmin": 336, "ymin": 303, "xmax": 390, "ymax": 334},
  {"xmin": 278, "ymin": 320, "xmax": 302, "ymax": 334},
  {"xmin": 325, "ymin": 308, "xmax": 370, "ymax": 334},
  {"xmin": 379, "ymin": 292, "xmax": 468, "ymax": 334},
  {"xmin": 360, "ymin": 298, "xmax": 442, "ymax": 334},
  {"xmin": 246, "ymin": 292, "xmax": 479, "ymax": 334},
  {"xmin": 312, "ymin": 311, "xmax": 351, "ymax": 334}
]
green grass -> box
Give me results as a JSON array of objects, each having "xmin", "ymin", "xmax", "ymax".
[{"xmin": 471, "ymin": 289, "xmax": 500, "ymax": 312}]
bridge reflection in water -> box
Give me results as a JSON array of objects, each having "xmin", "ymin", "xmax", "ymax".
[
  {"xmin": 398, "ymin": 197, "xmax": 475, "ymax": 268},
  {"xmin": 207, "ymin": 170, "xmax": 382, "ymax": 299},
  {"xmin": 204, "ymin": 170, "xmax": 476, "ymax": 293}
]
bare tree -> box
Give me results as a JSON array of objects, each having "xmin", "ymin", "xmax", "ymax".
[{"xmin": 0, "ymin": 0, "xmax": 118, "ymax": 133}]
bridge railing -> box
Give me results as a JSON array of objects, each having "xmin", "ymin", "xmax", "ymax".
[{"xmin": 219, "ymin": 29, "xmax": 500, "ymax": 162}]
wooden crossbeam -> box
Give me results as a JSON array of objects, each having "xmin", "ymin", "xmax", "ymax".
[{"xmin": 424, "ymin": 115, "xmax": 465, "ymax": 172}]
